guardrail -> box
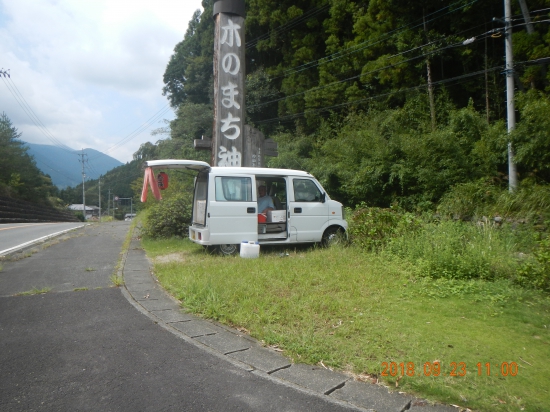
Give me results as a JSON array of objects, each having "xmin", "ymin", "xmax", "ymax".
[{"xmin": 0, "ymin": 197, "xmax": 79, "ymax": 223}]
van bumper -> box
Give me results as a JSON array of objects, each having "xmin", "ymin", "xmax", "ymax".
[{"xmin": 189, "ymin": 226, "xmax": 211, "ymax": 245}]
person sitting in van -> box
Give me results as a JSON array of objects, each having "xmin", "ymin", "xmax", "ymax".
[{"xmin": 257, "ymin": 185, "xmax": 274, "ymax": 214}]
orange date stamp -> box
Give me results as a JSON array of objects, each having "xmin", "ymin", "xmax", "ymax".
[{"xmin": 381, "ymin": 361, "xmax": 519, "ymax": 377}]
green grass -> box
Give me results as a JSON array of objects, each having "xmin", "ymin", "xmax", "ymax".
[
  {"xmin": 110, "ymin": 274, "xmax": 124, "ymax": 287},
  {"xmin": 141, "ymin": 237, "xmax": 550, "ymax": 412},
  {"xmin": 16, "ymin": 287, "xmax": 51, "ymax": 296}
]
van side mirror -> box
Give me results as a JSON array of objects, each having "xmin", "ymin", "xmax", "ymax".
[{"xmin": 321, "ymin": 193, "xmax": 326, "ymax": 203}]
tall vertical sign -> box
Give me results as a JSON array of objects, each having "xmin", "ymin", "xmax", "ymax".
[
  {"xmin": 213, "ymin": 0, "xmax": 245, "ymax": 167},
  {"xmin": 197, "ymin": 0, "xmax": 277, "ymax": 166}
]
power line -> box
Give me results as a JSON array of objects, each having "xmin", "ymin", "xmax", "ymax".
[
  {"xmin": 87, "ymin": 104, "xmax": 173, "ymax": 161},
  {"xmin": 264, "ymin": 0, "xmax": 479, "ymax": 81},
  {"xmin": 250, "ymin": 23, "xmax": 502, "ymax": 111},
  {"xmin": 1, "ymin": 69, "xmax": 173, "ymax": 165},
  {"xmin": 251, "ymin": 1, "xmax": 488, "ymax": 104},
  {"xmin": 254, "ymin": 64, "xmax": 507, "ymax": 125},
  {"xmin": 245, "ymin": 3, "xmax": 331, "ymax": 50},
  {"xmin": 1, "ymin": 75, "xmax": 75, "ymax": 153}
]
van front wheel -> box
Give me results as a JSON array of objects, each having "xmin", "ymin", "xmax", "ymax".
[
  {"xmin": 322, "ymin": 227, "xmax": 345, "ymax": 248},
  {"xmin": 217, "ymin": 244, "xmax": 239, "ymax": 256}
]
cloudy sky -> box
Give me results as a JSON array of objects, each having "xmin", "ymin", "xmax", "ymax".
[{"xmin": 0, "ymin": 0, "xmax": 204, "ymax": 165}]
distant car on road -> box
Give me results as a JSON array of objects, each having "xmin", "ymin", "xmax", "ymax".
[{"xmin": 124, "ymin": 213, "xmax": 136, "ymax": 221}]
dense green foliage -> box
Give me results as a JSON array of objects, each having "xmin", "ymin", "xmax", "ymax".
[
  {"xmin": 140, "ymin": 192, "xmax": 193, "ymax": 238},
  {"xmin": 157, "ymin": 0, "xmax": 550, "ymax": 210},
  {"xmin": 0, "ymin": 112, "xmax": 59, "ymax": 205},
  {"xmin": 516, "ymin": 236, "xmax": 550, "ymax": 291},
  {"xmin": 347, "ymin": 204, "xmax": 422, "ymax": 250},
  {"xmin": 347, "ymin": 204, "xmax": 550, "ymax": 292},
  {"xmin": 56, "ymin": 0, "xmax": 550, "ymax": 220}
]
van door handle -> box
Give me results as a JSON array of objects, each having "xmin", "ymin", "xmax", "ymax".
[
  {"xmin": 294, "ymin": 207, "xmax": 302, "ymax": 213},
  {"xmin": 247, "ymin": 207, "xmax": 256, "ymax": 213}
]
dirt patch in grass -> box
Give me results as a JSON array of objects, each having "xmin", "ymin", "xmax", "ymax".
[{"xmin": 154, "ymin": 253, "xmax": 186, "ymax": 264}]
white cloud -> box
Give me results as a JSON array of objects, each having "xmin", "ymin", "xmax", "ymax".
[{"xmin": 0, "ymin": 0, "xmax": 203, "ymax": 162}]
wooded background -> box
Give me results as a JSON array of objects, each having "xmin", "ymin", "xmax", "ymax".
[
  {"xmin": 156, "ymin": 0, "xmax": 550, "ymax": 211},
  {"xmin": 11, "ymin": 0, "xmax": 549, "ymax": 214}
]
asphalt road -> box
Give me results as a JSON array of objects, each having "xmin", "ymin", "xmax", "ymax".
[
  {"xmin": 0, "ymin": 221, "xmax": 361, "ymax": 411},
  {"xmin": 0, "ymin": 222, "xmax": 85, "ymax": 256}
]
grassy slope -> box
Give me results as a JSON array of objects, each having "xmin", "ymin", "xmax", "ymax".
[{"xmin": 142, "ymin": 238, "xmax": 550, "ymax": 412}]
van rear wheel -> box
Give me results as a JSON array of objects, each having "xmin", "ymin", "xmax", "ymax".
[{"xmin": 217, "ymin": 244, "xmax": 239, "ymax": 256}]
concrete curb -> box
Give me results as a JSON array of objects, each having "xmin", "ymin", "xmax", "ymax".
[{"xmin": 119, "ymin": 230, "xmax": 461, "ymax": 412}]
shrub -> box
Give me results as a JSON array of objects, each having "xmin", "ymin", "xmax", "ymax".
[
  {"xmin": 437, "ymin": 178, "xmax": 500, "ymax": 220},
  {"xmin": 386, "ymin": 220, "xmax": 522, "ymax": 281},
  {"xmin": 348, "ymin": 205, "xmax": 422, "ymax": 251},
  {"xmin": 438, "ymin": 179, "xmax": 550, "ymax": 223},
  {"xmin": 515, "ymin": 236, "xmax": 550, "ymax": 291},
  {"xmin": 141, "ymin": 192, "xmax": 192, "ymax": 239}
]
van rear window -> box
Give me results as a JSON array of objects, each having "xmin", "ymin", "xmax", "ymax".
[{"xmin": 215, "ymin": 177, "xmax": 252, "ymax": 202}]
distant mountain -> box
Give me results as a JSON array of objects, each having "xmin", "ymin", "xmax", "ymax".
[{"xmin": 24, "ymin": 143, "xmax": 124, "ymax": 188}]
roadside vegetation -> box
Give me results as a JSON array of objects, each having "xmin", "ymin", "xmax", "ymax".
[
  {"xmin": 0, "ymin": 113, "xmax": 59, "ymax": 205},
  {"xmin": 15, "ymin": 287, "xmax": 51, "ymax": 296},
  {"xmin": 133, "ymin": 8, "xmax": 550, "ymax": 407},
  {"xmin": 141, "ymin": 197, "xmax": 550, "ymax": 411}
]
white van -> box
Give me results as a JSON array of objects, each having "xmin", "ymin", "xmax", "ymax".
[{"xmin": 142, "ymin": 159, "xmax": 347, "ymax": 255}]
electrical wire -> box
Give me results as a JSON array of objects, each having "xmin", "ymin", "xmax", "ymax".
[
  {"xmin": 254, "ymin": 64, "xmax": 506, "ymax": 125},
  {"xmin": 249, "ymin": 23, "xmax": 502, "ymax": 110},
  {"xmin": 1, "ymin": 76, "xmax": 76, "ymax": 153},
  {"xmin": 263, "ymin": 0, "xmax": 480, "ymax": 81},
  {"xmin": 255, "ymin": 56, "xmax": 546, "ymax": 126},
  {"xmin": 1, "ymin": 70, "xmax": 173, "ymax": 166},
  {"xmin": 31, "ymin": 156, "xmax": 81, "ymax": 186},
  {"xmin": 246, "ymin": 3, "xmax": 331, "ymax": 50},
  {"xmin": 253, "ymin": 1, "xmax": 489, "ymax": 103},
  {"xmin": 87, "ymin": 104, "xmax": 173, "ymax": 161}
]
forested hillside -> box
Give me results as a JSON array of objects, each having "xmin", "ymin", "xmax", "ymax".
[
  {"xmin": 58, "ymin": 160, "xmax": 142, "ymax": 219},
  {"xmin": 0, "ymin": 112, "xmax": 60, "ymax": 206},
  {"xmin": 156, "ymin": 0, "xmax": 550, "ymax": 213},
  {"xmin": 25, "ymin": 144, "xmax": 123, "ymax": 189}
]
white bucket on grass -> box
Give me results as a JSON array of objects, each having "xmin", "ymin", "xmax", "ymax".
[{"xmin": 240, "ymin": 241, "xmax": 260, "ymax": 258}]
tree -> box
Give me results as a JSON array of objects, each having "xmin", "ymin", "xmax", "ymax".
[
  {"xmin": 0, "ymin": 112, "xmax": 58, "ymax": 203},
  {"xmin": 155, "ymin": 0, "xmax": 550, "ymax": 211},
  {"xmin": 511, "ymin": 90, "xmax": 550, "ymax": 182},
  {"xmin": 162, "ymin": 1, "xmax": 215, "ymax": 107}
]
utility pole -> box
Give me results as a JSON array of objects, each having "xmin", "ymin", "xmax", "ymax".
[
  {"xmin": 98, "ymin": 176, "xmax": 102, "ymax": 222},
  {"xmin": 78, "ymin": 149, "xmax": 88, "ymax": 219},
  {"xmin": 108, "ymin": 189, "xmax": 111, "ymax": 217},
  {"xmin": 423, "ymin": 11, "xmax": 436, "ymax": 131},
  {"xmin": 504, "ymin": 0, "xmax": 518, "ymax": 192}
]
